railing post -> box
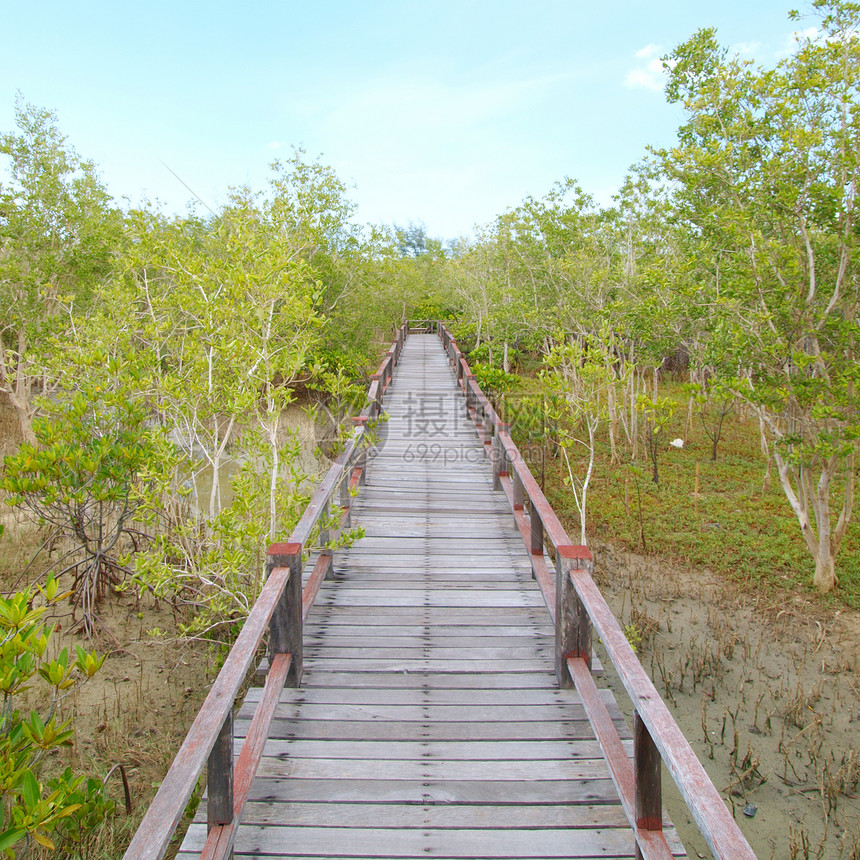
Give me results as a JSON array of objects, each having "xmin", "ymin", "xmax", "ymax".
[
  {"xmin": 207, "ymin": 709, "xmax": 234, "ymax": 852},
  {"xmin": 339, "ymin": 468, "xmax": 352, "ymax": 527},
  {"xmin": 266, "ymin": 542, "xmax": 303, "ymax": 687},
  {"xmin": 512, "ymin": 467, "xmax": 524, "ymax": 530},
  {"xmin": 464, "ymin": 374, "xmax": 473, "ymax": 416},
  {"xmin": 529, "ymin": 503, "xmax": 544, "ymax": 580},
  {"xmin": 319, "ymin": 500, "xmax": 334, "ymax": 580},
  {"xmin": 555, "ymin": 545, "xmax": 593, "ymax": 687},
  {"xmin": 352, "ymin": 417, "xmax": 369, "ymax": 484},
  {"xmin": 370, "ymin": 375, "xmax": 381, "ymax": 419},
  {"xmin": 492, "ymin": 423, "xmax": 509, "ymax": 491},
  {"xmin": 634, "ymin": 710, "xmax": 663, "ymax": 860},
  {"xmin": 483, "ymin": 409, "xmax": 493, "ymax": 449},
  {"xmin": 530, "ymin": 504, "xmax": 543, "ymax": 556}
]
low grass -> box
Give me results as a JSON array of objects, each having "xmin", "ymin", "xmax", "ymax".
[{"xmin": 508, "ymin": 379, "xmax": 860, "ymax": 608}]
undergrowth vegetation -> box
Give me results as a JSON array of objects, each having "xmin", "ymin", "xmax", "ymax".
[{"xmin": 506, "ymin": 377, "xmax": 860, "ymax": 608}]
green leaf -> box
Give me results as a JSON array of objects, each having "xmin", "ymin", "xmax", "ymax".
[
  {"xmin": 20, "ymin": 770, "xmax": 40, "ymax": 808},
  {"xmin": 0, "ymin": 828, "xmax": 26, "ymax": 853}
]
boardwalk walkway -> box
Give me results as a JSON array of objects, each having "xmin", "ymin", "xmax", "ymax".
[{"xmin": 177, "ymin": 334, "xmax": 685, "ymax": 859}]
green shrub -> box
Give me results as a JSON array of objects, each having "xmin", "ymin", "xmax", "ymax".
[{"xmin": 0, "ymin": 575, "xmax": 109, "ymax": 856}]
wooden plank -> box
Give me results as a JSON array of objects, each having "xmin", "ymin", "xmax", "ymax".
[
  {"xmin": 239, "ymin": 776, "xmax": 626, "ymax": 804},
  {"xmin": 288, "ymin": 670, "xmax": 558, "ymax": 689},
  {"xmin": 218, "ymin": 801, "xmax": 633, "ymax": 828},
  {"xmin": 234, "ymin": 719, "xmax": 625, "ymax": 743},
  {"xmin": 252, "ymin": 738, "xmax": 631, "ymax": 761},
  {"xmin": 179, "ymin": 823, "xmax": 641, "ymax": 857},
  {"xmin": 237, "ymin": 702, "xmax": 605, "ymax": 723},
  {"xmin": 244, "ymin": 686, "xmax": 596, "ymax": 707}
]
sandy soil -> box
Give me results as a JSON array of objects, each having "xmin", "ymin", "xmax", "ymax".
[{"xmin": 592, "ymin": 540, "xmax": 860, "ymax": 859}]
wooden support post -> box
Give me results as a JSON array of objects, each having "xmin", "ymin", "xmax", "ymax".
[
  {"xmin": 530, "ymin": 505, "xmax": 544, "ymax": 556},
  {"xmin": 207, "ymin": 709, "xmax": 234, "ymax": 838},
  {"xmin": 555, "ymin": 545, "xmax": 593, "ymax": 687},
  {"xmin": 483, "ymin": 410, "xmax": 493, "ymax": 450},
  {"xmin": 319, "ymin": 500, "xmax": 330, "ymax": 548},
  {"xmin": 634, "ymin": 710, "xmax": 663, "ymax": 860},
  {"xmin": 492, "ymin": 423, "xmax": 509, "ymax": 491},
  {"xmin": 513, "ymin": 469, "xmax": 524, "ymax": 508},
  {"xmin": 512, "ymin": 468, "xmax": 524, "ymax": 529},
  {"xmin": 352, "ymin": 417, "xmax": 369, "ymax": 485},
  {"xmin": 339, "ymin": 469, "xmax": 350, "ymax": 508},
  {"xmin": 266, "ymin": 543, "xmax": 303, "ymax": 687},
  {"xmin": 319, "ymin": 501, "xmax": 334, "ymax": 580},
  {"xmin": 369, "ymin": 376, "xmax": 381, "ymax": 419},
  {"xmin": 530, "ymin": 504, "xmax": 543, "ymax": 580}
]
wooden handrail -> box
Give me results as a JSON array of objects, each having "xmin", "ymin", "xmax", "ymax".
[
  {"xmin": 436, "ymin": 322, "xmax": 755, "ymax": 860},
  {"xmin": 123, "ymin": 323, "xmax": 409, "ymax": 860}
]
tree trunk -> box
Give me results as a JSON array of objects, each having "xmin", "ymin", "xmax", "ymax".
[
  {"xmin": 607, "ymin": 385, "xmax": 619, "ymax": 464},
  {"xmin": 5, "ymin": 390, "xmax": 37, "ymax": 446},
  {"xmin": 814, "ymin": 552, "xmax": 836, "ymax": 592}
]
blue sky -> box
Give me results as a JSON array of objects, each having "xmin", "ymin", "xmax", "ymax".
[{"xmin": 1, "ymin": 1, "xmax": 810, "ymax": 239}]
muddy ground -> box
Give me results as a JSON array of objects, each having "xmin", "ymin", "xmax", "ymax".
[{"xmin": 592, "ymin": 540, "xmax": 860, "ymax": 859}]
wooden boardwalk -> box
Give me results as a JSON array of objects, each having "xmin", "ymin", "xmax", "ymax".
[{"xmin": 178, "ymin": 334, "xmax": 686, "ymax": 859}]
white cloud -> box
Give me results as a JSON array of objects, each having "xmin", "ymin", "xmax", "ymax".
[
  {"xmin": 635, "ymin": 43, "xmax": 662, "ymax": 59},
  {"xmin": 267, "ymin": 141, "xmax": 285, "ymax": 150},
  {"xmin": 625, "ymin": 44, "xmax": 665, "ymax": 92},
  {"xmin": 732, "ymin": 41, "xmax": 762, "ymax": 57}
]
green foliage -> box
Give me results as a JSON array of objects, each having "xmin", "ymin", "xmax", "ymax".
[
  {"xmin": 0, "ymin": 96, "xmax": 121, "ymax": 444},
  {"xmin": 1, "ymin": 350, "xmax": 171, "ymax": 635},
  {"xmin": 541, "ymin": 380, "xmax": 860, "ymax": 608},
  {"xmin": 0, "ymin": 576, "xmax": 109, "ymax": 856},
  {"xmin": 623, "ymin": 624, "xmax": 642, "ymax": 655},
  {"xmin": 636, "ymin": 395, "xmax": 678, "ymax": 485},
  {"xmin": 471, "ymin": 363, "xmax": 518, "ymax": 402},
  {"xmin": 658, "ymin": 1, "xmax": 860, "ymax": 590},
  {"xmin": 685, "ymin": 381, "xmax": 737, "ymax": 461},
  {"xmin": 129, "ymin": 429, "xmax": 310, "ymax": 644},
  {"xmin": 541, "ymin": 334, "xmax": 622, "ymax": 544}
]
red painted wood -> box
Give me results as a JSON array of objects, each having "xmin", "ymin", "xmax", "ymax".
[
  {"xmin": 122, "ymin": 566, "xmax": 291, "ymax": 860},
  {"xmin": 302, "ymin": 553, "xmax": 332, "ymax": 621},
  {"xmin": 498, "ymin": 430, "xmax": 570, "ymax": 551},
  {"xmin": 567, "ymin": 657, "xmax": 674, "ymax": 860},
  {"xmin": 635, "ymin": 711, "xmax": 663, "ymax": 832},
  {"xmin": 200, "ymin": 652, "xmax": 293, "ymax": 860},
  {"xmin": 568, "ymin": 571, "xmax": 755, "ymax": 858}
]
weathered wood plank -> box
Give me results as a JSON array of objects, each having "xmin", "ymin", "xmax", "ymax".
[
  {"xmin": 250, "ymin": 738, "xmax": 633, "ymax": 761},
  {"xmin": 178, "ymin": 823, "xmax": 645, "ymax": 857},
  {"xmin": 239, "ymin": 776, "xmax": 626, "ymax": 804},
  {"xmin": 243, "ymin": 685, "xmax": 603, "ymax": 707},
  {"xmin": 234, "ymin": 719, "xmax": 625, "ymax": 743},
  {"xmin": 210, "ymin": 801, "xmax": 634, "ymax": 828},
  {"xmin": 236, "ymin": 703, "xmax": 604, "ymax": 723},
  {"xmin": 291, "ymin": 670, "xmax": 557, "ymax": 689}
]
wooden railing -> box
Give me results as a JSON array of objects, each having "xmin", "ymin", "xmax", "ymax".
[
  {"xmin": 436, "ymin": 322, "xmax": 755, "ymax": 860},
  {"xmin": 122, "ymin": 323, "xmax": 408, "ymax": 860}
]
